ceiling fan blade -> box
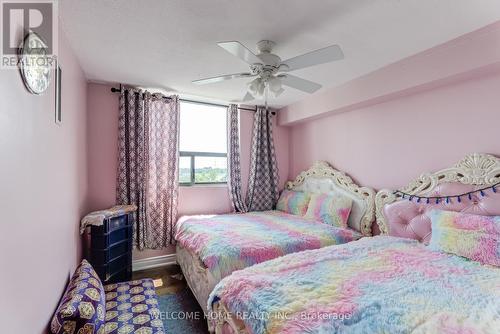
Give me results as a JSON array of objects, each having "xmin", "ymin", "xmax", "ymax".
[
  {"xmin": 282, "ymin": 45, "xmax": 344, "ymax": 72},
  {"xmin": 217, "ymin": 41, "xmax": 262, "ymax": 65},
  {"xmin": 192, "ymin": 73, "xmax": 254, "ymax": 85},
  {"xmin": 279, "ymin": 74, "xmax": 322, "ymax": 94}
]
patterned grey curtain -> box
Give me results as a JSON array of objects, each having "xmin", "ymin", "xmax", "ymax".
[
  {"xmin": 246, "ymin": 106, "xmax": 280, "ymax": 211},
  {"xmin": 116, "ymin": 87, "xmax": 180, "ymax": 249},
  {"xmin": 227, "ymin": 104, "xmax": 248, "ymax": 212}
]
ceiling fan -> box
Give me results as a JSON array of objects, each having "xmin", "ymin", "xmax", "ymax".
[{"xmin": 192, "ymin": 40, "xmax": 344, "ymax": 102}]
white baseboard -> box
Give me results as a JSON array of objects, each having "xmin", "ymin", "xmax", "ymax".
[{"xmin": 132, "ymin": 253, "xmax": 177, "ymax": 272}]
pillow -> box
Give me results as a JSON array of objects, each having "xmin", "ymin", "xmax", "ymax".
[
  {"xmin": 50, "ymin": 260, "xmax": 106, "ymax": 334},
  {"xmin": 304, "ymin": 193, "xmax": 353, "ymax": 228},
  {"xmin": 276, "ymin": 190, "xmax": 311, "ymax": 216},
  {"xmin": 428, "ymin": 209, "xmax": 500, "ymax": 267}
]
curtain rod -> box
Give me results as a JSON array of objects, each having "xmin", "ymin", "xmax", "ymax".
[{"xmin": 110, "ymin": 87, "xmax": 275, "ymax": 115}]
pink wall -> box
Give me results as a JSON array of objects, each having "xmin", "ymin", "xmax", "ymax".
[
  {"xmin": 283, "ymin": 21, "xmax": 500, "ymax": 191},
  {"xmin": 287, "ymin": 68, "xmax": 500, "ymax": 191},
  {"xmin": 86, "ymin": 83, "xmax": 289, "ymax": 259},
  {"xmin": 87, "ymin": 84, "xmax": 118, "ymax": 210},
  {"xmin": 0, "ymin": 31, "xmax": 88, "ymax": 334}
]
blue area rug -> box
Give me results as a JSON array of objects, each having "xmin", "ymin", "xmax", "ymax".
[{"xmin": 157, "ymin": 288, "xmax": 208, "ymax": 333}]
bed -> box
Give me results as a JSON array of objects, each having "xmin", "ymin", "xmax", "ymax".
[
  {"xmin": 175, "ymin": 161, "xmax": 376, "ymax": 322},
  {"xmin": 375, "ymin": 152, "xmax": 500, "ymax": 242},
  {"xmin": 208, "ymin": 153, "xmax": 500, "ymax": 334}
]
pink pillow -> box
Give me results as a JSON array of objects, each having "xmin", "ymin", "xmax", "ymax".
[
  {"xmin": 428, "ymin": 209, "xmax": 500, "ymax": 267},
  {"xmin": 276, "ymin": 190, "xmax": 311, "ymax": 216},
  {"xmin": 304, "ymin": 193, "xmax": 352, "ymax": 228}
]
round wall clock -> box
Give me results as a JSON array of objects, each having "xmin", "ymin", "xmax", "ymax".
[{"xmin": 19, "ymin": 32, "xmax": 52, "ymax": 95}]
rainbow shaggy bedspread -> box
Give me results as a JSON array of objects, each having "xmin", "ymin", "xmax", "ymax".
[
  {"xmin": 208, "ymin": 236, "xmax": 500, "ymax": 334},
  {"xmin": 175, "ymin": 210, "xmax": 361, "ymax": 281}
]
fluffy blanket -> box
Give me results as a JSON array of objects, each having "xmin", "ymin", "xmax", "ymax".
[
  {"xmin": 175, "ymin": 210, "xmax": 361, "ymax": 281},
  {"xmin": 209, "ymin": 236, "xmax": 500, "ymax": 334}
]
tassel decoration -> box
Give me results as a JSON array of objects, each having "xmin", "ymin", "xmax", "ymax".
[{"xmin": 395, "ymin": 182, "xmax": 499, "ymax": 205}]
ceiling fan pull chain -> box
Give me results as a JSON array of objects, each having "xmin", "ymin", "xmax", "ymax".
[{"xmin": 265, "ymin": 83, "xmax": 269, "ymax": 111}]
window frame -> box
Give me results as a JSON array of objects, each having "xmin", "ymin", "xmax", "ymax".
[
  {"xmin": 178, "ymin": 100, "xmax": 228, "ymax": 186},
  {"xmin": 179, "ymin": 151, "xmax": 228, "ymax": 186}
]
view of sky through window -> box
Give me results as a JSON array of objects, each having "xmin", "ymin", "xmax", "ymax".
[{"xmin": 179, "ymin": 102, "xmax": 227, "ymax": 153}]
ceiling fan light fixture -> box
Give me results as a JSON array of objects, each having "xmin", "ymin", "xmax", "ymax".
[
  {"xmin": 247, "ymin": 77, "xmax": 261, "ymax": 96},
  {"xmin": 257, "ymin": 81, "xmax": 265, "ymax": 96},
  {"xmin": 268, "ymin": 76, "xmax": 282, "ymax": 93}
]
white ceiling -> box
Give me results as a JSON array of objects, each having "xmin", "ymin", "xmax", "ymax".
[{"xmin": 60, "ymin": 0, "xmax": 500, "ymax": 108}]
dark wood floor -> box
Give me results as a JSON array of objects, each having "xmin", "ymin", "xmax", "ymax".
[{"xmin": 132, "ymin": 264, "xmax": 187, "ymax": 296}]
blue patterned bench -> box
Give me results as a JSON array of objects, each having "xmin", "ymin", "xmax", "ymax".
[{"xmin": 51, "ymin": 260, "xmax": 165, "ymax": 334}]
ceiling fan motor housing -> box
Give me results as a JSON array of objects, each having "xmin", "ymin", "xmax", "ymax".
[
  {"xmin": 256, "ymin": 40, "xmax": 276, "ymax": 53},
  {"xmin": 254, "ymin": 40, "xmax": 282, "ymax": 76},
  {"xmin": 257, "ymin": 53, "xmax": 281, "ymax": 68}
]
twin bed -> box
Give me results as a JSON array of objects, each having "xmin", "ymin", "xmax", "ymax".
[
  {"xmin": 175, "ymin": 161, "xmax": 376, "ymax": 320},
  {"xmin": 175, "ymin": 154, "xmax": 500, "ymax": 334}
]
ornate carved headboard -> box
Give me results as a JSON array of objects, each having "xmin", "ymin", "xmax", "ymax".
[
  {"xmin": 286, "ymin": 161, "xmax": 375, "ymax": 236},
  {"xmin": 376, "ymin": 153, "xmax": 500, "ymax": 243}
]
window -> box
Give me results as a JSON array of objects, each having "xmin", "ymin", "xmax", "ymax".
[{"xmin": 179, "ymin": 101, "xmax": 227, "ymax": 185}]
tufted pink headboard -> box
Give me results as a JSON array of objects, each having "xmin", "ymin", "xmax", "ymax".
[{"xmin": 375, "ymin": 153, "xmax": 500, "ymax": 243}]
